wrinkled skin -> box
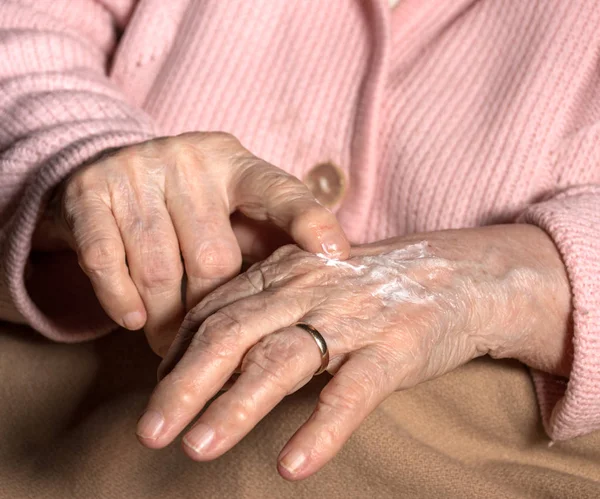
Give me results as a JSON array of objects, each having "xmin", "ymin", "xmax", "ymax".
[
  {"xmin": 137, "ymin": 224, "xmax": 573, "ymax": 480},
  {"xmin": 33, "ymin": 132, "xmax": 350, "ymax": 355}
]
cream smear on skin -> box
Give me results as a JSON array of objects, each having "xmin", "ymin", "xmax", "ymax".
[{"xmin": 316, "ymin": 242, "xmax": 435, "ymax": 305}]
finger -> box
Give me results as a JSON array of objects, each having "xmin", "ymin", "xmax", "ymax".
[
  {"xmin": 233, "ymin": 164, "xmax": 350, "ymax": 259},
  {"xmin": 181, "ymin": 325, "xmax": 323, "ymax": 461},
  {"xmin": 230, "ymin": 211, "xmax": 291, "ymax": 262},
  {"xmin": 277, "ymin": 352, "xmax": 395, "ymax": 481},
  {"xmin": 136, "ymin": 291, "xmax": 313, "ymax": 449},
  {"xmin": 118, "ymin": 202, "xmax": 184, "ymax": 357},
  {"xmin": 70, "ymin": 194, "xmax": 146, "ymax": 330},
  {"xmin": 166, "ymin": 177, "xmax": 242, "ymax": 310},
  {"xmin": 157, "ymin": 264, "xmax": 268, "ymax": 381}
]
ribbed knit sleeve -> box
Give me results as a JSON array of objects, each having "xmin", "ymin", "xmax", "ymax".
[
  {"xmin": 519, "ymin": 124, "xmax": 600, "ymax": 440},
  {"xmin": 0, "ymin": 0, "xmax": 155, "ymax": 342}
]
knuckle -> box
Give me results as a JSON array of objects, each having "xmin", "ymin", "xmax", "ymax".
[
  {"xmin": 190, "ymin": 310, "xmax": 244, "ymax": 358},
  {"xmin": 309, "ymin": 411, "xmax": 341, "ymax": 449},
  {"xmin": 78, "ymin": 238, "xmax": 122, "ymax": 274},
  {"xmin": 264, "ymin": 172, "xmax": 306, "ymax": 201},
  {"xmin": 244, "ymin": 339, "xmax": 291, "ymax": 379},
  {"xmin": 239, "ymin": 267, "xmax": 266, "ymax": 293},
  {"xmin": 175, "ymin": 131, "xmax": 242, "ymax": 159},
  {"xmin": 197, "ymin": 131, "xmax": 240, "ymax": 148},
  {"xmin": 242, "ymin": 333, "xmax": 314, "ymax": 394},
  {"xmin": 247, "ymin": 245, "xmax": 305, "ymax": 287},
  {"xmin": 136, "ymin": 241, "xmax": 184, "ymax": 290},
  {"xmin": 189, "ymin": 241, "xmax": 241, "ymax": 279},
  {"xmin": 64, "ymin": 169, "xmax": 100, "ymax": 203},
  {"xmin": 122, "ymin": 213, "xmax": 145, "ymax": 236},
  {"xmin": 240, "ymin": 166, "xmax": 292, "ymax": 192},
  {"xmin": 183, "ymin": 294, "xmax": 223, "ymax": 325},
  {"xmin": 262, "ymin": 169, "xmax": 294, "ymax": 186},
  {"xmin": 318, "ymin": 378, "xmax": 366, "ymax": 413},
  {"xmin": 138, "ymin": 262, "xmax": 183, "ymax": 290},
  {"xmin": 190, "ymin": 333, "xmax": 239, "ymax": 362},
  {"xmin": 267, "ymin": 243, "xmax": 303, "ymax": 262},
  {"xmin": 290, "ymin": 204, "xmax": 335, "ymax": 234},
  {"xmin": 227, "ymin": 399, "xmax": 256, "ymax": 425},
  {"xmin": 160, "ymin": 371, "xmax": 203, "ymax": 411},
  {"xmin": 180, "ymin": 310, "xmax": 205, "ymax": 337},
  {"xmin": 169, "ymin": 139, "xmax": 202, "ymax": 164}
]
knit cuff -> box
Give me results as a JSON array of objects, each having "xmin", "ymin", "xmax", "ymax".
[
  {"xmin": 3, "ymin": 129, "xmax": 154, "ymax": 343},
  {"xmin": 519, "ymin": 186, "xmax": 600, "ymax": 440}
]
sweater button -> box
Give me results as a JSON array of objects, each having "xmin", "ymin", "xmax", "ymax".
[{"xmin": 303, "ymin": 162, "xmax": 347, "ymax": 209}]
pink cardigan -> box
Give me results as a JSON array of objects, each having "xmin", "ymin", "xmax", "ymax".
[{"xmin": 1, "ymin": 0, "xmax": 599, "ymax": 442}]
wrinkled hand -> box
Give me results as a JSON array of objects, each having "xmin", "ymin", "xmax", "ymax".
[
  {"xmin": 33, "ymin": 132, "xmax": 350, "ymax": 355},
  {"xmin": 137, "ymin": 224, "xmax": 572, "ymax": 480}
]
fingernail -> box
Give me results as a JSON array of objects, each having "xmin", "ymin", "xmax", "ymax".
[
  {"xmin": 321, "ymin": 240, "xmax": 342, "ymax": 258},
  {"xmin": 136, "ymin": 410, "xmax": 164, "ymax": 440},
  {"xmin": 183, "ymin": 424, "xmax": 215, "ymax": 454},
  {"xmin": 279, "ymin": 448, "xmax": 306, "ymax": 475},
  {"xmin": 123, "ymin": 310, "xmax": 144, "ymax": 330}
]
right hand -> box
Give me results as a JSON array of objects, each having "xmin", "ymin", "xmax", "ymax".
[{"xmin": 34, "ymin": 132, "xmax": 350, "ymax": 356}]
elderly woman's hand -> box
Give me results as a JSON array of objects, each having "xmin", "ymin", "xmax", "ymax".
[
  {"xmin": 33, "ymin": 132, "xmax": 349, "ymax": 355},
  {"xmin": 137, "ymin": 224, "xmax": 572, "ymax": 480}
]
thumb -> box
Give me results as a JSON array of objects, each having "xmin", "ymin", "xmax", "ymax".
[{"xmin": 231, "ymin": 162, "xmax": 351, "ymax": 259}]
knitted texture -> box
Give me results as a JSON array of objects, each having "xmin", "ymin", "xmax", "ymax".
[{"xmin": 1, "ymin": 0, "xmax": 599, "ymax": 441}]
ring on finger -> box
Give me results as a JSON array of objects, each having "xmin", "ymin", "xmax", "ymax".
[{"xmin": 294, "ymin": 322, "xmax": 330, "ymax": 376}]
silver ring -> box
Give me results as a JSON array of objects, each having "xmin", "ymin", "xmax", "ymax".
[{"xmin": 294, "ymin": 322, "xmax": 330, "ymax": 376}]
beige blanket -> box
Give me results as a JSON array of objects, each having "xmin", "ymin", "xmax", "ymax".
[{"xmin": 1, "ymin": 323, "xmax": 599, "ymax": 499}]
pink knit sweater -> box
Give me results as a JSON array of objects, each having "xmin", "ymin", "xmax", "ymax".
[{"xmin": 1, "ymin": 0, "xmax": 599, "ymax": 442}]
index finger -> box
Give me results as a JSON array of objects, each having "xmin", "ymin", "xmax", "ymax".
[
  {"xmin": 69, "ymin": 195, "xmax": 147, "ymax": 330},
  {"xmin": 232, "ymin": 163, "xmax": 350, "ymax": 259},
  {"xmin": 136, "ymin": 291, "xmax": 312, "ymax": 448}
]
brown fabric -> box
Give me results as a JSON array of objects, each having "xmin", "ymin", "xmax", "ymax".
[{"xmin": 1, "ymin": 323, "xmax": 599, "ymax": 499}]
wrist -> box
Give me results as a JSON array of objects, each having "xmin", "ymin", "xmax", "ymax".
[{"xmin": 483, "ymin": 224, "xmax": 573, "ymax": 377}]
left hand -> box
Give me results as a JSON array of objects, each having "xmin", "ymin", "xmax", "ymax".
[{"xmin": 136, "ymin": 224, "xmax": 572, "ymax": 480}]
